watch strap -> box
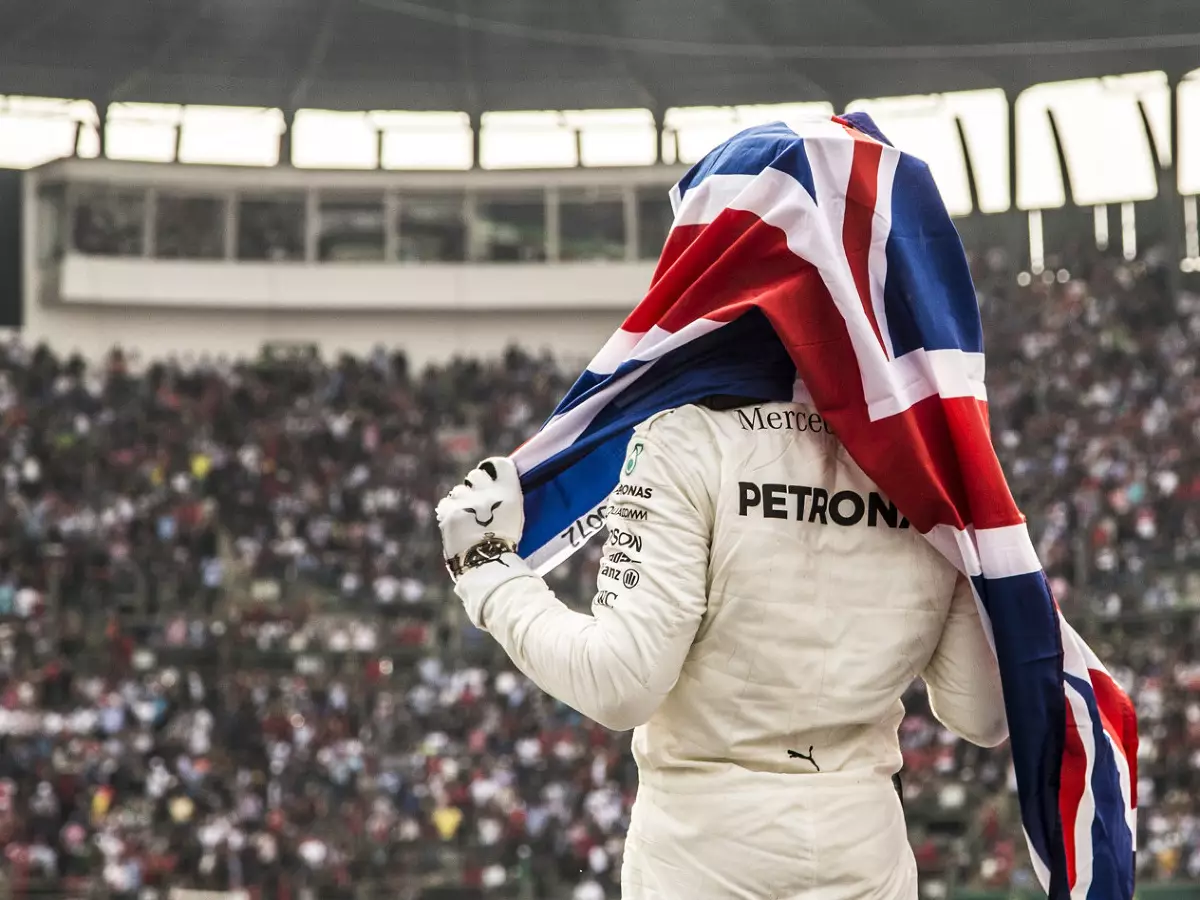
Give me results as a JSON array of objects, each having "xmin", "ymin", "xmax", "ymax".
[{"xmin": 445, "ymin": 536, "xmax": 520, "ymax": 581}]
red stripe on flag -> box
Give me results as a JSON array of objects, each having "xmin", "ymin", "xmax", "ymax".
[
  {"xmin": 626, "ymin": 225, "xmax": 707, "ymax": 331},
  {"xmin": 938, "ymin": 397, "xmax": 1026, "ymax": 529},
  {"xmin": 628, "ymin": 213, "xmax": 834, "ymax": 336},
  {"xmin": 1059, "ymin": 700, "xmax": 1087, "ymax": 891},
  {"xmin": 842, "ymin": 138, "xmax": 888, "ymax": 354},
  {"xmin": 1089, "ymin": 667, "xmax": 1139, "ymax": 807}
]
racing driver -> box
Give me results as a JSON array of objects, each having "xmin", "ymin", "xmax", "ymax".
[{"xmin": 436, "ymin": 398, "xmax": 1008, "ymax": 900}]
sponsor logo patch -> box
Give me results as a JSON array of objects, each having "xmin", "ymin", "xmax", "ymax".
[
  {"xmin": 593, "ymin": 591, "xmax": 617, "ymax": 609},
  {"xmin": 614, "ymin": 483, "xmax": 654, "ymax": 499},
  {"xmin": 606, "ymin": 528, "xmax": 643, "ymax": 553},
  {"xmin": 737, "ymin": 482, "xmax": 909, "ymax": 529},
  {"xmin": 736, "ymin": 407, "xmax": 831, "ymax": 434},
  {"xmin": 561, "ymin": 506, "xmax": 608, "ymax": 548},
  {"xmin": 623, "ymin": 440, "xmax": 645, "ymax": 475}
]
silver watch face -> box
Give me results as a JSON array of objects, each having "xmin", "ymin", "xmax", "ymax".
[
  {"xmin": 473, "ymin": 542, "xmax": 504, "ymax": 563},
  {"xmin": 463, "ymin": 539, "xmax": 508, "ymax": 569},
  {"xmin": 449, "ymin": 540, "xmax": 514, "ymax": 581}
]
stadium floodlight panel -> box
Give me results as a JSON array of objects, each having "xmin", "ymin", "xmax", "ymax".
[
  {"xmin": 564, "ymin": 110, "xmax": 658, "ymax": 168},
  {"xmin": 14, "ymin": 100, "xmax": 285, "ymax": 168},
  {"xmin": 1180, "ymin": 70, "xmax": 1200, "ymax": 196},
  {"xmin": 480, "ymin": 111, "xmax": 579, "ymax": 169},
  {"xmin": 178, "ymin": 106, "xmax": 284, "ymax": 167},
  {"xmin": 293, "ymin": 109, "xmax": 380, "ymax": 170},
  {"xmin": 480, "ymin": 109, "xmax": 659, "ymax": 169},
  {"xmin": 1016, "ymin": 73, "xmax": 1165, "ymax": 210},
  {"xmin": 1102, "ymin": 71, "xmax": 1173, "ymax": 168},
  {"xmin": 375, "ymin": 111, "xmax": 473, "ymax": 171},
  {"xmin": 941, "ymin": 90, "xmax": 1010, "ymax": 214},
  {"xmin": 0, "ymin": 95, "xmax": 98, "ymax": 169},
  {"xmin": 105, "ymin": 103, "xmax": 183, "ymax": 164}
]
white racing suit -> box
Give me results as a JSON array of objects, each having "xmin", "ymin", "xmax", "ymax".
[{"xmin": 455, "ymin": 401, "xmax": 1008, "ymax": 900}]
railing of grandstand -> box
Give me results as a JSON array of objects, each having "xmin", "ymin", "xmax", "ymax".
[{"xmin": 33, "ymin": 161, "xmax": 686, "ymax": 267}]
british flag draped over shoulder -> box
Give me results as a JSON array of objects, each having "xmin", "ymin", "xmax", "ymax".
[{"xmin": 510, "ymin": 111, "xmax": 1138, "ymax": 899}]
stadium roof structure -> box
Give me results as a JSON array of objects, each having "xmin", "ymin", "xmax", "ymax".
[{"xmin": 2, "ymin": 0, "xmax": 1199, "ymax": 113}]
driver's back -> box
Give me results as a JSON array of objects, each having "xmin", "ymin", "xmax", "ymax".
[{"xmin": 621, "ymin": 401, "xmax": 1006, "ymax": 900}]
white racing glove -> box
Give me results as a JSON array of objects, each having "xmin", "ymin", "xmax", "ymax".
[{"xmin": 435, "ymin": 457, "xmax": 525, "ymax": 582}]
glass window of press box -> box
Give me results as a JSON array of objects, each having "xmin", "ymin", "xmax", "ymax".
[
  {"xmin": 395, "ymin": 192, "xmax": 467, "ymax": 262},
  {"xmin": 474, "ymin": 190, "xmax": 547, "ymax": 262},
  {"xmin": 36, "ymin": 183, "xmax": 68, "ymax": 264},
  {"xmin": 637, "ymin": 186, "xmax": 675, "ymax": 260},
  {"xmin": 317, "ymin": 193, "xmax": 386, "ymax": 261},
  {"xmin": 57, "ymin": 183, "xmax": 686, "ymax": 264},
  {"xmin": 156, "ymin": 193, "xmax": 224, "ymax": 259},
  {"xmin": 558, "ymin": 186, "xmax": 627, "ymax": 261},
  {"xmin": 237, "ymin": 195, "xmax": 306, "ymax": 261},
  {"xmin": 72, "ymin": 187, "xmax": 147, "ymax": 256}
]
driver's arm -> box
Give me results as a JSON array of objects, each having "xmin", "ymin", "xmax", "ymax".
[
  {"xmin": 922, "ymin": 574, "xmax": 1008, "ymax": 747},
  {"xmin": 454, "ymin": 409, "xmax": 713, "ymax": 731}
]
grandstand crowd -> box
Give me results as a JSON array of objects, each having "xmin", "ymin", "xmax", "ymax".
[{"xmin": 0, "ymin": 243, "xmax": 1197, "ymax": 900}]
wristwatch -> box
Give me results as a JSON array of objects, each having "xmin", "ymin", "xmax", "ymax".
[{"xmin": 445, "ymin": 536, "xmax": 519, "ymax": 581}]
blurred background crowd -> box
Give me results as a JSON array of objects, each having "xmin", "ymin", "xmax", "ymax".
[{"xmin": 0, "ymin": 242, "xmax": 1197, "ymax": 900}]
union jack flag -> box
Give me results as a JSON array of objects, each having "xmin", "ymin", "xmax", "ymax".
[{"xmin": 512, "ymin": 111, "xmax": 1137, "ymax": 899}]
